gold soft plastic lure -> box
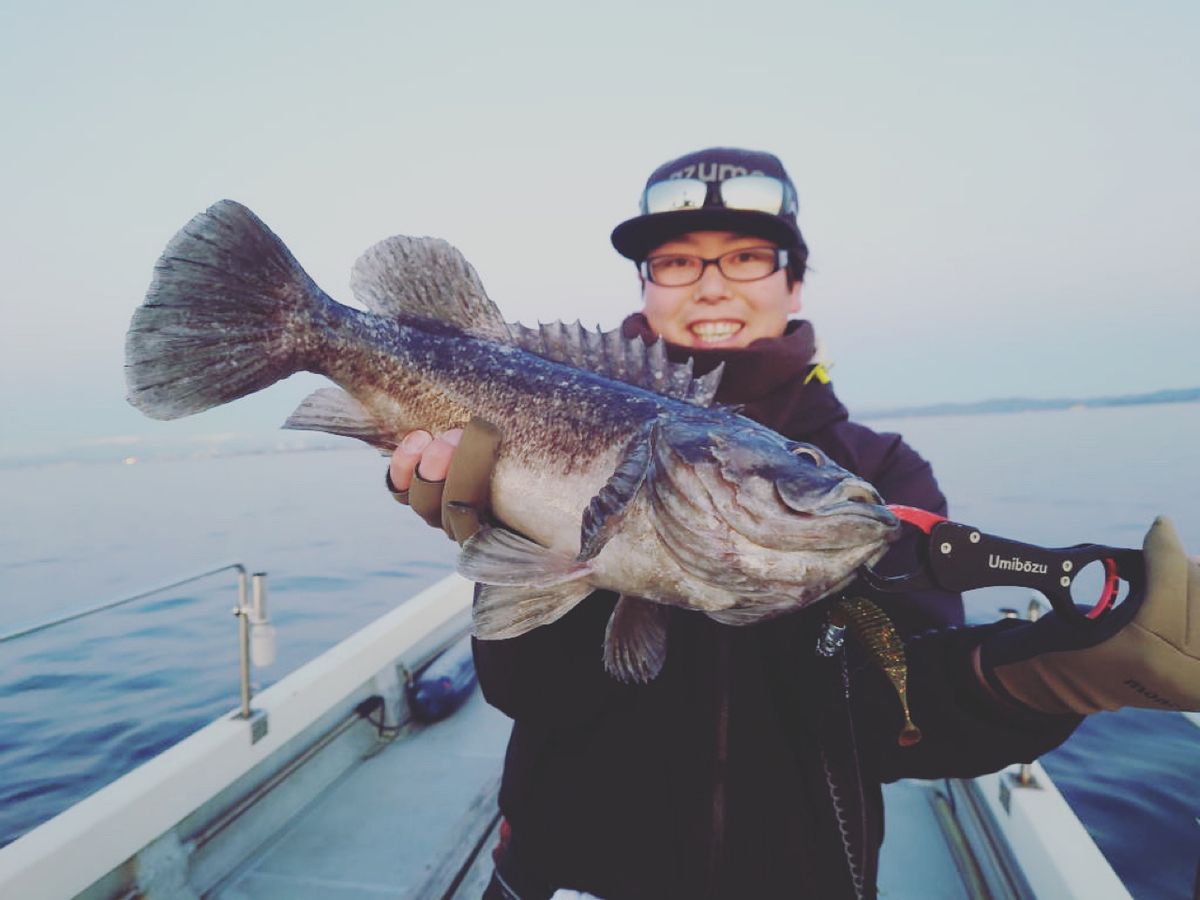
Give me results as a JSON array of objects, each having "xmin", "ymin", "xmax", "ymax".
[{"xmin": 833, "ymin": 597, "xmax": 922, "ymax": 746}]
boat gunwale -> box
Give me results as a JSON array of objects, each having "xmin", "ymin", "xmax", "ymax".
[{"xmin": 0, "ymin": 573, "xmax": 474, "ymax": 900}]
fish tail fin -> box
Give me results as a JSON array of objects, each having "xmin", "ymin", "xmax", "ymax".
[{"xmin": 125, "ymin": 200, "xmax": 331, "ymax": 420}]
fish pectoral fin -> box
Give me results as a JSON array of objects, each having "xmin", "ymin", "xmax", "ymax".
[
  {"xmin": 579, "ymin": 423, "xmax": 654, "ymax": 560},
  {"xmin": 603, "ymin": 595, "xmax": 670, "ymax": 684},
  {"xmin": 472, "ymin": 582, "xmax": 595, "ymax": 640},
  {"xmin": 283, "ymin": 388, "xmax": 396, "ymax": 452},
  {"xmin": 458, "ymin": 526, "xmax": 593, "ymax": 587}
]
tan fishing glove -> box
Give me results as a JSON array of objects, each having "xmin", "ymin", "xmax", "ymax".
[
  {"xmin": 980, "ymin": 517, "xmax": 1200, "ymax": 715},
  {"xmin": 386, "ymin": 417, "xmax": 501, "ymax": 545}
]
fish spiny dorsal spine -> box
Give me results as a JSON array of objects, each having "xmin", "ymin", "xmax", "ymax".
[{"xmin": 504, "ymin": 320, "xmax": 722, "ymax": 407}]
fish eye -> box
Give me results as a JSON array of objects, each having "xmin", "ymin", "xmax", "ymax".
[{"xmin": 790, "ymin": 445, "xmax": 824, "ymax": 465}]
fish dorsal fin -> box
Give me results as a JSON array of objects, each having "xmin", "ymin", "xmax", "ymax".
[
  {"xmin": 350, "ymin": 235, "xmax": 512, "ymax": 343},
  {"xmin": 506, "ymin": 320, "xmax": 723, "ymax": 407}
]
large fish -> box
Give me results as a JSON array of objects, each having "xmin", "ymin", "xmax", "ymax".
[{"xmin": 126, "ymin": 200, "xmax": 900, "ymax": 682}]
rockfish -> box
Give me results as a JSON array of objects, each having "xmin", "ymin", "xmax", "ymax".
[{"xmin": 125, "ymin": 200, "xmax": 899, "ymax": 682}]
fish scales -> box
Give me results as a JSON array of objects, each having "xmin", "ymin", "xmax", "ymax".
[
  {"xmin": 319, "ymin": 311, "xmax": 659, "ymax": 470},
  {"xmin": 126, "ymin": 199, "xmax": 900, "ymax": 682},
  {"xmin": 308, "ymin": 314, "xmax": 678, "ymax": 551}
]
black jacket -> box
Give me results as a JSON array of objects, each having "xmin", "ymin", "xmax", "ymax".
[{"xmin": 474, "ymin": 319, "xmax": 1079, "ymax": 899}]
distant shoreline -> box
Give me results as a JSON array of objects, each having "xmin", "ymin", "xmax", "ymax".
[
  {"xmin": 859, "ymin": 387, "xmax": 1200, "ymax": 421},
  {"xmin": 4, "ymin": 388, "xmax": 1197, "ymax": 469}
]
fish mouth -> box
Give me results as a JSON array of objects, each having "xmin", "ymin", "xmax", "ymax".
[
  {"xmin": 814, "ymin": 499, "xmax": 900, "ymax": 530},
  {"xmin": 778, "ymin": 477, "xmax": 897, "ymax": 530},
  {"xmin": 687, "ymin": 319, "xmax": 744, "ymax": 345}
]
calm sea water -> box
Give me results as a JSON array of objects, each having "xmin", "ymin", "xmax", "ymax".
[
  {"xmin": 1, "ymin": 403, "xmax": 1198, "ymax": 897},
  {"xmin": 872, "ymin": 403, "xmax": 1200, "ymax": 900}
]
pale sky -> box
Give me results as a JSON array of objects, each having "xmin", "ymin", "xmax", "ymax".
[{"xmin": 2, "ymin": 0, "xmax": 1197, "ymax": 456}]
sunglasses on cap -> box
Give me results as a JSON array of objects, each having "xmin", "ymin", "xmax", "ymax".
[{"xmin": 641, "ymin": 174, "xmax": 798, "ymax": 217}]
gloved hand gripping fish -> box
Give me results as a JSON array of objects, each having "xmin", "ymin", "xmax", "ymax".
[{"xmin": 125, "ymin": 200, "xmax": 900, "ymax": 682}]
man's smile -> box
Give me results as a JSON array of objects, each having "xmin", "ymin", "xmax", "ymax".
[{"xmin": 688, "ymin": 319, "xmax": 745, "ymax": 344}]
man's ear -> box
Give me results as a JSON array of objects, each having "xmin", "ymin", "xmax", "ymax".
[{"xmin": 789, "ymin": 280, "xmax": 803, "ymax": 314}]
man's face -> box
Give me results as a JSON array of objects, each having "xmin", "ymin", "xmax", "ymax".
[{"xmin": 640, "ymin": 231, "xmax": 801, "ymax": 349}]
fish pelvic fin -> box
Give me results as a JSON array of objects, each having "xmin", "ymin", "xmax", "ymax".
[
  {"xmin": 506, "ymin": 321, "xmax": 724, "ymax": 407},
  {"xmin": 125, "ymin": 200, "xmax": 330, "ymax": 420},
  {"xmin": 603, "ymin": 595, "xmax": 669, "ymax": 683},
  {"xmin": 284, "ymin": 388, "xmax": 396, "ymax": 453},
  {"xmin": 350, "ymin": 236, "xmax": 511, "ymax": 343}
]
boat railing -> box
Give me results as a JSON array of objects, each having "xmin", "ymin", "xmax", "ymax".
[
  {"xmin": 0, "ymin": 562, "xmax": 273, "ymax": 722},
  {"xmin": 999, "ymin": 595, "xmax": 1049, "ymax": 787},
  {"xmin": 0, "ymin": 573, "xmax": 475, "ymax": 900}
]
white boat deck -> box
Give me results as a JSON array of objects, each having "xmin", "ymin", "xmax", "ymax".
[
  {"xmin": 878, "ymin": 780, "xmax": 965, "ymax": 898},
  {"xmin": 215, "ymin": 688, "xmax": 511, "ymax": 899},
  {"xmin": 211, "ymin": 685, "xmax": 964, "ymax": 900}
]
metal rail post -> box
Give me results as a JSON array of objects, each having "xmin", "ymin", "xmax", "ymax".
[{"xmin": 235, "ymin": 570, "xmax": 252, "ymax": 719}]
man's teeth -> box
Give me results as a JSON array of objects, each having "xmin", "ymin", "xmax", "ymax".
[{"xmin": 690, "ymin": 322, "xmax": 743, "ymax": 341}]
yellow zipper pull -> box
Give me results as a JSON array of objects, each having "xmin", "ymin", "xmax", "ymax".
[{"xmin": 803, "ymin": 362, "xmax": 831, "ymax": 385}]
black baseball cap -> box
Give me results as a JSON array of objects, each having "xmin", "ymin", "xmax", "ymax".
[{"xmin": 610, "ymin": 147, "xmax": 807, "ymax": 261}]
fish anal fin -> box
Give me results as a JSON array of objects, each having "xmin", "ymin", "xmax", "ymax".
[
  {"xmin": 603, "ymin": 595, "xmax": 670, "ymax": 683},
  {"xmin": 472, "ymin": 582, "xmax": 594, "ymax": 640},
  {"xmin": 462, "ymin": 527, "xmax": 596, "ymax": 639},
  {"xmin": 283, "ymin": 388, "xmax": 396, "ymax": 452},
  {"xmin": 459, "ymin": 526, "xmax": 593, "ymax": 588}
]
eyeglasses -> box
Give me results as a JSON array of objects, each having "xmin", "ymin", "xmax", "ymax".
[
  {"xmin": 641, "ymin": 174, "xmax": 798, "ymax": 217},
  {"xmin": 640, "ymin": 247, "xmax": 789, "ymax": 287}
]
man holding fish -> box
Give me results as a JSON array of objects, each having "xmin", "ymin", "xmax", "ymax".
[
  {"xmin": 387, "ymin": 149, "xmax": 1200, "ymax": 899},
  {"xmin": 123, "ymin": 146, "xmax": 1198, "ymax": 899}
]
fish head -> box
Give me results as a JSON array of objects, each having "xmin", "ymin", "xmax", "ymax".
[{"xmin": 659, "ymin": 418, "xmax": 900, "ymax": 553}]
